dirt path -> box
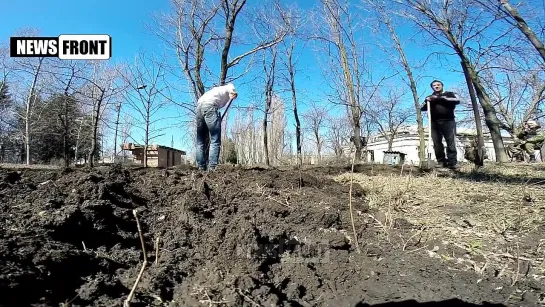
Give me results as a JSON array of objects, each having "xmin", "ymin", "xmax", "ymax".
[{"xmin": 0, "ymin": 164, "xmax": 542, "ymax": 306}]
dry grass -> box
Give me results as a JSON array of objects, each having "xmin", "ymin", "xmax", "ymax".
[{"xmin": 334, "ymin": 163, "xmax": 545, "ymax": 286}]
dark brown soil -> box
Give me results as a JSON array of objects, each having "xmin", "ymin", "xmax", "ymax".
[{"xmin": 0, "ymin": 164, "xmax": 541, "ymax": 306}]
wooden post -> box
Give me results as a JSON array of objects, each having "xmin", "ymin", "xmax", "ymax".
[{"xmin": 461, "ymin": 61, "xmax": 485, "ymax": 167}]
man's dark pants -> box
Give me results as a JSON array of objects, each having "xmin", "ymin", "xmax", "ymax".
[{"xmin": 431, "ymin": 119, "xmax": 457, "ymax": 166}]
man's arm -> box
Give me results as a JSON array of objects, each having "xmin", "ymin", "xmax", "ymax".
[
  {"xmin": 421, "ymin": 95, "xmax": 433, "ymax": 111},
  {"xmin": 421, "ymin": 102, "xmax": 427, "ymax": 111},
  {"xmin": 221, "ymin": 97, "xmax": 235, "ymax": 120},
  {"xmin": 527, "ymin": 132, "xmax": 545, "ymax": 144},
  {"xmin": 221, "ymin": 89, "xmax": 238, "ymax": 120},
  {"xmin": 442, "ymin": 92, "xmax": 460, "ymax": 105}
]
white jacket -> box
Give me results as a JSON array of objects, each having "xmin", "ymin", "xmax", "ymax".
[{"xmin": 197, "ymin": 83, "xmax": 237, "ymax": 108}]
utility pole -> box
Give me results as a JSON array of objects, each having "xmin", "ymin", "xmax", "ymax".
[{"xmin": 461, "ymin": 62, "xmax": 485, "ymax": 167}]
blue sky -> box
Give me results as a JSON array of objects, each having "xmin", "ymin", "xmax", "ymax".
[{"xmin": 3, "ymin": 0, "xmax": 534, "ymax": 155}]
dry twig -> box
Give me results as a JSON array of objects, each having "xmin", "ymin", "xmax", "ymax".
[
  {"xmin": 155, "ymin": 236, "xmax": 160, "ymax": 264},
  {"xmin": 402, "ymin": 227, "xmax": 425, "ymax": 251},
  {"xmin": 124, "ymin": 209, "xmax": 148, "ymax": 307},
  {"xmin": 236, "ymin": 288, "xmax": 261, "ymax": 306}
]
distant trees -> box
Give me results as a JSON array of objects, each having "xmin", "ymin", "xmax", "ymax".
[
  {"xmin": 118, "ymin": 52, "xmax": 170, "ymax": 167},
  {"xmin": 2, "ymin": 0, "xmax": 545, "ymax": 167}
]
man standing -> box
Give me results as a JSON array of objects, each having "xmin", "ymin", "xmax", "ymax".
[
  {"xmin": 421, "ymin": 80, "xmax": 461, "ymax": 169},
  {"xmin": 195, "ymin": 83, "xmax": 238, "ymax": 171}
]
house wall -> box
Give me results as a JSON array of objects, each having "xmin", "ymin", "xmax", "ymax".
[
  {"xmin": 157, "ymin": 148, "xmax": 183, "ymax": 168},
  {"xmin": 362, "ymin": 135, "xmax": 515, "ymax": 165},
  {"xmin": 130, "ymin": 148, "xmax": 184, "ymax": 168}
]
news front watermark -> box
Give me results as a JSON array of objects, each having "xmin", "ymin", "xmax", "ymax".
[
  {"xmin": 234, "ymin": 240, "xmax": 331, "ymax": 264},
  {"xmin": 10, "ymin": 35, "xmax": 112, "ymax": 60}
]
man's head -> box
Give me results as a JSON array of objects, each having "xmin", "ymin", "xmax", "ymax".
[
  {"xmin": 525, "ymin": 120, "xmax": 540, "ymax": 129},
  {"xmin": 225, "ymin": 83, "xmax": 238, "ymax": 100},
  {"xmin": 430, "ymin": 80, "xmax": 444, "ymax": 93}
]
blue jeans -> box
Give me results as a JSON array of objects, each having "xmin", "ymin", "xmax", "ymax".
[{"xmin": 195, "ymin": 103, "xmax": 221, "ymax": 170}]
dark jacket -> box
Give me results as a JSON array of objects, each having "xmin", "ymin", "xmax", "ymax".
[{"xmin": 421, "ymin": 91, "xmax": 460, "ymax": 121}]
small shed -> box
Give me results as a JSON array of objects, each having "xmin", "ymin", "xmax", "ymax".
[
  {"xmin": 383, "ymin": 151, "xmax": 406, "ymax": 166},
  {"xmin": 122, "ymin": 143, "xmax": 186, "ymax": 168}
]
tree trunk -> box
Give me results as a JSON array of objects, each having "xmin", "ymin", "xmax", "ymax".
[
  {"xmin": 410, "ymin": 80, "xmax": 426, "ymax": 162},
  {"xmin": 145, "ymin": 115, "xmax": 149, "ymax": 168},
  {"xmin": 287, "ymin": 46, "xmax": 302, "ymax": 166},
  {"xmin": 336, "ymin": 23, "xmax": 362, "ymax": 161},
  {"xmin": 114, "ymin": 103, "xmax": 121, "ymax": 159},
  {"xmin": 263, "ymin": 115, "xmax": 269, "ymax": 166},
  {"xmin": 88, "ymin": 90, "xmax": 105, "ymax": 167},
  {"xmin": 461, "ymin": 61, "xmax": 485, "ymax": 166},
  {"xmin": 442, "ymin": 27, "xmax": 508, "ymax": 162},
  {"xmin": 89, "ymin": 114, "xmax": 98, "ymax": 167},
  {"xmin": 500, "ymin": 0, "xmax": 545, "ymax": 62},
  {"xmin": 263, "ymin": 49, "xmax": 276, "ymax": 166},
  {"xmin": 24, "ymin": 58, "xmax": 43, "ymax": 165},
  {"xmin": 380, "ymin": 7, "xmax": 425, "ymax": 162},
  {"xmin": 75, "ymin": 120, "xmax": 83, "ymax": 164},
  {"xmin": 314, "ymin": 129, "xmax": 321, "ymax": 162},
  {"xmin": 459, "ymin": 58, "xmax": 508, "ymax": 162},
  {"xmin": 63, "ymin": 98, "xmax": 68, "ymax": 168},
  {"xmin": 25, "ymin": 107, "xmax": 31, "ymax": 165},
  {"xmin": 62, "ymin": 70, "xmax": 74, "ymax": 168},
  {"xmin": 388, "ymin": 138, "xmax": 393, "ymax": 151}
]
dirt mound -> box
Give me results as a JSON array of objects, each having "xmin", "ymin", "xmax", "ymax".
[{"xmin": 0, "ymin": 165, "xmax": 540, "ymax": 306}]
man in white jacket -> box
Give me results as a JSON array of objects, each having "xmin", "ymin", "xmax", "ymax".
[{"xmin": 195, "ymin": 83, "xmax": 238, "ymax": 171}]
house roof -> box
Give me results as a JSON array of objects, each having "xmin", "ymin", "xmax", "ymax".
[{"xmin": 384, "ymin": 151, "xmax": 406, "ymax": 155}]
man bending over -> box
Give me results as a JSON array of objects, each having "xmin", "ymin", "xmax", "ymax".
[{"xmin": 195, "ymin": 83, "xmax": 238, "ymax": 171}]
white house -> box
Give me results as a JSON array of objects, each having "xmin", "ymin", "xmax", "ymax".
[{"xmin": 344, "ymin": 125, "xmax": 518, "ymax": 165}]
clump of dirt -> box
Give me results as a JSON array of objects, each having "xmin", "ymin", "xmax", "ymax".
[{"xmin": 0, "ymin": 165, "xmax": 541, "ymax": 306}]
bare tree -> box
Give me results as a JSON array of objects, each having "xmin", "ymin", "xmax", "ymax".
[
  {"xmin": 120, "ymin": 113, "xmax": 134, "ymax": 161},
  {"xmin": 119, "ymin": 53, "xmax": 170, "ymax": 167},
  {"xmin": 493, "ymin": 0, "xmax": 545, "ymax": 63},
  {"xmin": 45, "ymin": 60, "xmax": 90, "ymax": 167},
  {"xmin": 397, "ymin": 0, "xmax": 510, "ymax": 162},
  {"xmin": 312, "ymin": 0, "xmax": 380, "ymax": 162},
  {"xmin": 367, "ymin": 89, "xmax": 414, "ymax": 150},
  {"xmin": 325, "ymin": 115, "xmax": 351, "ymax": 157},
  {"xmin": 268, "ymin": 95, "xmax": 287, "ymax": 164},
  {"xmin": 0, "ymin": 44, "xmax": 13, "ymax": 103},
  {"xmin": 152, "ymin": 0, "xmax": 294, "ymax": 168},
  {"xmin": 481, "ymin": 60, "xmax": 545, "ymax": 137},
  {"xmin": 281, "ymin": 40, "xmax": 303, "ymax": 165},
  {"xmin": 302, "ymin": 101, "xmax": 327, "ymax": 162},
  {"xmin": 366, "ymin": 0, "xmax": 426, "ymax": 162},
  {"xmin": 16, "ymin": 57, "xmax": 45, "ymax": 165},
  {"xmin": 262, "ymin": 48, "xmax": 277, "ymax": 166},
  {"xmin": 3, "ymin": 29, "xmax": 60, "ymax": 165},
  {"xmin": 74, "ymin": 61, "xmax": 123, "ymax": 167},
  {"xmin": 153, "ymin": 0, "xmax": 293, "ymax": 101}
]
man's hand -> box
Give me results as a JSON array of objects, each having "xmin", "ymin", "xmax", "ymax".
[
  {"xmin": 229, "ymin": 92, "xmax": 238, "ymax": 100},
  {"xmin": 426, "ymin": 95, "xmax": 439, "ymax": 102}
]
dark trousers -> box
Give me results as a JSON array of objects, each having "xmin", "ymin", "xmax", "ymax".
[{"xmin": 431, "ymin": 120, "xmax": 457, "ymax": 166}]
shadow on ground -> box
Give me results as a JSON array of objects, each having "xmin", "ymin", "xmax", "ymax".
[
  {"xmin": 356, "ymin": 299, "xmax": 506, "ymax": 306},
  {"xmin": 442, "ymin": 168, "xmax": 545, "ymax": 185}
]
